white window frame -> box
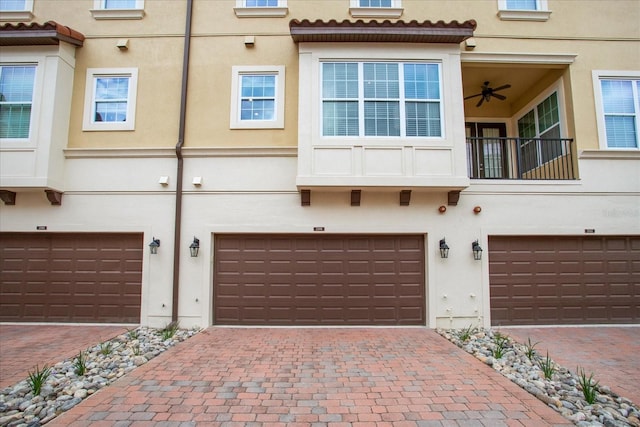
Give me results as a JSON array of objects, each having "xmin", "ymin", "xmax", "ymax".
[
  {"xmin": 90, "ymin": 0, "xmax": 145, "ymax": 20},
  {"xmin": 233, "ymin": 0, "xmax": 288, "ymax": 18},
  {"xmin": 321, "ymin": 61, "xmax": 443, "ymax": 139},
  {"xmin": 83, "ymin": 68, "xmax": 138, "ymax": 132},
  {"xmin": 0, "ymin": 0, "xmax": 33, "ymax": 21},
  {"xmin": 349, "ymin": 0, "xmax": 403, "ymax": 18},
  {"xmin": 593, "ymin": 70, "xmax": 640, "ymax": 150},
  {"xmin": 0, "ymin": 62, "xmax": 38, "ymax": 143},
  {"xmin": 497, "ymin": 0, "xmax": 550, "ymax": 21},
  {"xmin": 230, "ymin": 65, "xmax": 285, "ymax": 129}
]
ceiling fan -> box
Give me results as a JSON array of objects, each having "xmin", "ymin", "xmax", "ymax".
[{"xmin": 464, "ymin": 81, "xmax": 512, "ymax": 107}]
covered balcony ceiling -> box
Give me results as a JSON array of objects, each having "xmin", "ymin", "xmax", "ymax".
[{"xmin": 461, "ymin": 62, "xmax": 568, "ymax": 118}]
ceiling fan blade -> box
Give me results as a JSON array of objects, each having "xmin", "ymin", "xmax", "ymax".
[
  {"xmin": 492, "ymin": 93, "xmax": 506, "ymax": 101},
  {"xmin": 476, "ymin": 97, "xmax": 484, "ymax": 107},
  {"xmin": 464, "ymin": 93, "xmax": 482, "ymax": 100},
  {"xmin": 492, "ymin": 84, "xmax": 511, "ymax": 92}
]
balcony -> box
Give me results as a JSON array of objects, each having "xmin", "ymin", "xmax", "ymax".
[{"xmin": 466, "ymin": 137, "xmax": 577, "ymax": 180}]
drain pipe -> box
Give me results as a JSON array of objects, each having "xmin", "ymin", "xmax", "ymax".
[{"xmin": 172, "ymin": 0, "xmax": 193, "ymax": 323}]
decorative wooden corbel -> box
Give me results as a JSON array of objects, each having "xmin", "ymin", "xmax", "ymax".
[
  {"xmin": 350, "ymin": 190, "xmax": 361, "ymax": 206},
  {"xmin": 399, "ymin": 190, "xmax": 412, "ymax": 206},
  {"xmin": 0, "ymin": 190, "xmax": 16, "ymax": 205},
  {"xmin": 447, "ymin": 190, "xmax": 461, "ymax": 206},
  {"xmin": 300, "ymin": 189, "xmax": 311, "ymax": 206},
  {"xmin": 45, "ymin": 190, "xmax": 63, "ymax": 206}
]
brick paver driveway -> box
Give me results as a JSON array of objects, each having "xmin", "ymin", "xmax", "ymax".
[
  {"xmin": 50, "ymin": 328, "xmax": 572, "ymax": 426},
  {"xmin": 0, "ymin": 324, "xmax": 129, "ymax": 389}
]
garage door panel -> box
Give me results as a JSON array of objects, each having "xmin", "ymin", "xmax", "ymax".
[
  {"xmin": 0, "ymin": 233, "xmax": 142, "ymax": 323},
  {"xmin": 214, "ymin": 234, "xmax": 425, "ymax": 325},
  {"xmin": 490, "ymin": 236, "xmax": 639, "ymax": 326}
]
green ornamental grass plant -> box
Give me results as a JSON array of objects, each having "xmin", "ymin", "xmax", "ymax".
[
  {"xmin": 492, "ymin": 332, "xmax": 509, "ymax": 359},
  {"xmin": 73, "ymin": 351, "xmax": 87, "ymax": 376},
  {"xmin": 537, "ymin": 351, "xmax": 556, "ymax": 379},
  {"xmin": 524, "ymin": 337, "xmax": 539, "ymax": 361},
  {"xmin": 27, "ymin": 364, "xmax": 51, "ymax": 396},
  {"xmin": 577, "ymin": 367, "xmax": 599, "ymax": 404}
]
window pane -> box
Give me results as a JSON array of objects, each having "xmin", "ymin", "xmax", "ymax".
[
  {"xmin": 359, "ymin": 0, "xmax": 392, "ymax": 6},
  {"xmin": 0, "ymin": 65, "xmax": 35, "ymax": 138},
  {"xmin": 363, "ymin": 63, "xmax": 399, "ymax": 99},
  {"xmin": 323, "ymin": 63, "xmax": 358, "ymax": 99},
  {"xmin": 605, "ymin": 116, "xmax": 638, "ymax": 148},
  {"xmin": 241, "ymin": 75, "xmax": 275, "ymax": 98},
  {"xmin": 537, "ymin": 92, "xmax": 559, "ymax": 133},
  {"xmin": 245, "ymin": 0, "xmax": 278, "ymax": 6},
  {"xmin": 95, "ymin": 77, "xmax": 129, "ymax": 101},
  {"xmin": 95, "ymin": 102, "xmax": 128, "ymax": 122},
  {"xmin": 506, "ymin": 0, "xmax": 537, "ymax": 10},
  {"xmin": 0, "ymin": 0, "xmax": 25, "ymax": 11},
  {"xmin": 601, "ymin": 80, "xmax": 634, "ymax": 114},
  {"xmin": 241, "ymin": 99, "xmax": 275, "ymax": 121},
  {"xmin": 364, "ymin": 101, "xmax": 400, "ymax": 136},
  {"xmin": 404, "ymin": 64, "xmax": 439, "ymax": 100},
  {"xmin": 323, "ymin": 101, "xmax": 359, "ymax": 136},
  {"xmin": 104, "ymin": 0, "xmax": 137, "ymax": 9},
  {"xmin": 406, "ymin": 102, "xmax": 441, "ymax": 137},
  {"xmin": 517, "ymin": 110, "xmax": 536, "ymax": 138}
]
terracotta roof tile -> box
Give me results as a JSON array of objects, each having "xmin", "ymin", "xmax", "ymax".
[
  {"xmin": 0, "ymin": 21, "xmax": 85, "ymax": 46},
  {"xmin": 290, "ymin": 19, "xmax": 476, "ymax": 44}
]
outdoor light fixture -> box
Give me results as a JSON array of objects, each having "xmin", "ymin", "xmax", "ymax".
[
  {"xmin": 439, "ymin": 238, "xmax": 450, "ymax": 259},
  {"xmin": 149, "ymin": 237, "xmax": 160, "ymax": 254},
  {"xmin": 472, "ymin": 240, "xmax": 483, "ymax": 260},
  {"xmin": 189, "ymin": 237, "xmax": 200, "ymax": 257}
]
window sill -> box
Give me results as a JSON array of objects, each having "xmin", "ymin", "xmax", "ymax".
[
  {"xmin": 349, "ymin": 7, "xmax": 403, "ymax": 18},
  {"xmin": 90, "ymin": 8, "xmax": 145, "ymax": 20},
  {"xmin": 0, "ymin": 10, "xmax": 33, "ymax": 21},
  {"xmin": 497, "ymin": 9, "xmax": 551, "ymax": 21},
  {"xmin": 233, "ymin": 7, "xmax": 288, "ymax": 17},
  {"xmin": 580, "ymin": 149, "xmax": 640, "ymax": 159}
]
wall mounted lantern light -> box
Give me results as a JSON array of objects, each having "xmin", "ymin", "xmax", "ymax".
[
  {"xmin": 149, "ymin": 237, "xmax": 160, "ymax": 254},
  {"xmin": 189, "ymin": 237, "xmax": 200, "ymax": 257},
  {"xmin": 439, "ymin": 238, "xmax": 450, "ymax": 259},
  {"xmin": 472, "ymin": 240, "xmax": 483, "ymax": 260}
]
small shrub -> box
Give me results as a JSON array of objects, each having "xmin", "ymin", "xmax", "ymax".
[
  {"xmin": 577, "ymin": 367, "xmax": 599, "ymax": 404},
  {"xmin": 100, "ymin": 341, "xmax": 113, "ymax": 355},
  {"xmin": 492, "ymin": 332, "xmax": 509, "ymax": 359},
  {"xmin": 132, "ymin": 343, "xmax": 141, "ymax": 356},
  {"xmin": 524, "ymin": 337, "xmax": 539, "ymax": 361},
  {"xmin": 160, "ymin": 321, "xmax": 179, "ymax": 340},
  {"xmin": 73, "ymin": 351, "xmax": 87, "ymax": 376},
  {"xmin": 458, "ymin": 325, "xmax": 476, "ymax": 341},
  {"xmin": 27, "ymin": 365, "xmax": 51, "ymax": 395},
  {"xmin": 537, "ymin": 351, "xmax": 556, "ymax": 379}
]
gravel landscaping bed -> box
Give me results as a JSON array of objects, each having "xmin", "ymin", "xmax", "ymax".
[
  {"xmin": 0, "ymin": 325, "xmax": 200, "ymax": 427},
  {"xmin": 438, "ymin": 328, "xmax": 639, "ymax": 427}
]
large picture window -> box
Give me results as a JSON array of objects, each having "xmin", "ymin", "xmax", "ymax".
[
  {"xmin": 83, "ymin": 68, "xmax": 138, "ymax": 131},
  {"xmin": 0, "ymin": 65, "xmax": 35, "ymax": 139},
  {"xmin": 322, "ymin": 62, "xmax": 441, "ymax": 138}
]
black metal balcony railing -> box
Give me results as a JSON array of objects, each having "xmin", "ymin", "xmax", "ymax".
[{"xmin": 466, "ymin": 137, "xmax": 577, "ymax": 180}]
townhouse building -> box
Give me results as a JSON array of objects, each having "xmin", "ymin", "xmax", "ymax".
[{"xmin": 0, "ymin": 0, "xmax": 638, "ymax": 329}]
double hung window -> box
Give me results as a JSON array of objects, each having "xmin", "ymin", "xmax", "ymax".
[
  {"xmin": 0, "ymin": 65, "xmax": 36, "ymax": 139},
  {"xmin": 599, "ymin": 78, "xmax": 639, "ymax": 149},
  {"xmin": 91, "ymin": 0, "xmax": 144, "ymax": 19},
  {"xmin": 497, "ymin": 0, "xmax": 550, "ymax": 20},
  {"xmin": 517, "ymin": 91, "xmax": 562, "ymax": 171},
  {"xmin": 83, "ymin": 68, "xmax": 138, "ymax": 131},
  {"xmin": 234, "ymin": 0, "xmax": 288, "ymax": 17},
  {"xmin": 0, "ymin": 0, "xmax": 33, "ymax": 20},
  {"xmin": 349, "ymin": 0, "xmax": 402, "ymax": 17},
  {"xmin": 322, "ymin": 62, "xmax": 442, "ymax": 138},
  {"xmin": 230, "ymin": 66, "xmax": 285, "ymax": 129}
]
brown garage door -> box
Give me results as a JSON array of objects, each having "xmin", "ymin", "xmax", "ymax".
[
  {"xmin": 489, "ymin": 236, "xmax": 640, "ymax": 326},
  {"xmin": 214, "ymin": 234, "xmax": 425, "ymax": 325},
  {"xmin": 0, "ymin": 233, "xmax": 143, "ymax": 323}
]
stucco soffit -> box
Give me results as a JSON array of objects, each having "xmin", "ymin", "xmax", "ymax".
[
  {"xmin": 462, "ymin": 52, "xmax": 576, "ymax": 65},
  {"xmin": 0, "ymin": 21, "xmax": 85, "ymax": 46},
  {"xmin": 289, "ymin": 19, "xmax": 476, "ymax": 44}
]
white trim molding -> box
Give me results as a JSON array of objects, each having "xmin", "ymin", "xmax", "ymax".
[
  {"xmin": 497, "ymin": 0, "xmax": 551, "ymax": 21},
  {"xmin": 0, "ymin": 0, "xmax": 33, "ymax": 21},
  {"xmin": 230, "ymin": 65, "xmax": 286, "ymax": 130},
  {"xmin": 462, "ymin": 52, "xmax": 575, "ymax": 65},
  {"xmin": 82, "ymin": 68, "xmax": 139, "ymax": 132},
  {"xmin": 233, "ymin": 0, "xmax": 288, "ymax": 18},
  {"xmin": 90, "ymin": 0, "xmax": 145, "ymax": 20},
  {"xmin": 592, "ymin": 70, "xmax": 640, "ymax": 150}
]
